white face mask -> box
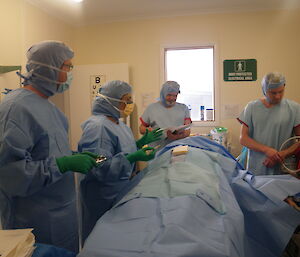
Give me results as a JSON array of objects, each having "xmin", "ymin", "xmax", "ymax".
[
  {"xmin": 57, "ymin": 72, "xmax": 73, "ymax": 93},
  {"xmin": 97, "ymin": 93, "xmax": 135, "ymax": 116},
  {"xmin": 27, "ymin": 60, "xmax": 73, "ymax": 86}
]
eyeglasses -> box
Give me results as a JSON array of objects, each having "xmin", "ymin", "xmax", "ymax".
[{"xmin": 62, "ymin": 64, "xmax": 74, "ymax": 71}]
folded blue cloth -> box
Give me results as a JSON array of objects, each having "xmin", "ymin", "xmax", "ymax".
[{"xmin": 32, "ymin": 243, "xmax": 76, "ymax": 257}]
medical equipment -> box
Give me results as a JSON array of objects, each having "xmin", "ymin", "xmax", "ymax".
[
  {"xmin": 1, "ymin": 88, "xmax": 13, "ymax": 95},
  {"xmin": 279, "ymin": 135, "xmax": 300, "ymax": 175},
  {"xmin": 95, "ymin": 155, "xmax": 107, "ymax": 164},
  {"xmin": 210, "ymin": 126, "xmax": 229, "ymax": 150}
]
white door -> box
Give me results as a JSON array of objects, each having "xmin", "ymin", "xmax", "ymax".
[{"xmin": 69, "ymin": 63, "xmax": 129, "ymax": 150}]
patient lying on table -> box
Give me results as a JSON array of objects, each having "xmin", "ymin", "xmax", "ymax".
[{"xmin": 78, "ymin": 136, "xmax": 300, "ymax": 257}]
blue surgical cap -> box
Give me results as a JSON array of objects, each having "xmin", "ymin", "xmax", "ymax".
[
  {"xmin": 21, "ymin": 40, "xmax": 74, "ymax": 97},
  {"xmin": 261, "ymin": 72, "xmax": 286, "ymax": 96},
  {"xmin": 92, "ymin": 80, "xmax": 132, "ymax": 121},
  {"xmin": 160, "ymin": 81, "xmax": 180, "ymax": 107}
]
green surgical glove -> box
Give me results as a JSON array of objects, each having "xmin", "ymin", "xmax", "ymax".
[
  {"xmin": 136, "ymin": 128, "xmax": 163, "ymax": 149},
  {"xmin": 126, "ymin": 147, "xmax": 156, "ymax": 163},
  {"xmin": 56, "ymin": 153, "xmax": 97, "ymax": 174}
]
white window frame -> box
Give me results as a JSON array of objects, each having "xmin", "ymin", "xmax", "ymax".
[{"xmin": 160, "ymin": 43, "xmax": 219, "ymax": 127}]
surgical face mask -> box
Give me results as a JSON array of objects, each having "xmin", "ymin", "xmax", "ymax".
[
  {"xmin": 57, "ymin": 72, "xmax": 73, "ymax": 93},
  {"xmin": 123, "ymin": 103, "xmax": 134, "ymax": 116},
  {"xmin": 26, "ymin": 60, "xmax": 73, "ymax": 86},
  {"xmin": 97, "ymin": 93, "xmax": 135, "ymax": 116}
]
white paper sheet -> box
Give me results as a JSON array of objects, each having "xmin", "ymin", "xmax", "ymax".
[{"xmin": 0, "ymin": 229, "xmax": 35, "ymax": 257}]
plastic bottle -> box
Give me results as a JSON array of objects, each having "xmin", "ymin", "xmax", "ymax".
[
  {"xmin": 205, "ymin": 108, "xmax": 214, "ymax": 121},
  {"xmin": 210, "ymin": 126, "xmax": 228, "ymax": 148},
  {"xmin": 200, "ymin": 106, "xmax": 205, "ymax": 121}
]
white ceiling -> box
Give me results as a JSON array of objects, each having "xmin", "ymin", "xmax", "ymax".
[{"xmin": 25, "ymin": 0, "xmax": 300, "ymax": 27}]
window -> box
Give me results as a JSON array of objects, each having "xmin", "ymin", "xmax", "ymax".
[{"xmin": 164, "ymin": 47, "xmax": 215, "ymax": 122}]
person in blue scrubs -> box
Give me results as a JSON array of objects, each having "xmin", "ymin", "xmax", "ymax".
[
  {"xmin": 139, "ymin": 81, "xmax": 192, "ymax": 148},
  {"xmin": 78, "ymin": 80, "xmax": 162, "ymax": 241},
  {"xmin": 238, "ymin": 72, "xmax": 300, "ymax": 175},
  {"xmin": 0, "ymin": 41, "xmax": 97, "ymax": 253}
]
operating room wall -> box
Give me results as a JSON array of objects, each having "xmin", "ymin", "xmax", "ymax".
[
  {"xmin": 0, "ymin": 0, "xmax": 73, "ymax": 133},
  {"xmin": 72, "ymin": 8, "xmax": 300, "ymax": 156},
  {"xmin": 0, "ymin": 0, "xmax": 22, "ymax": 65}
]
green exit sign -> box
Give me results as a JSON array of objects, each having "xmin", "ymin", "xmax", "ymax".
[{"xmin": 224, "ymin": 59, "xmax": 257, "ymax": 81}]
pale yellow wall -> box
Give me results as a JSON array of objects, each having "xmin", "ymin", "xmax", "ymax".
[
  {"xmin": 0, "ymin": 0, "xmax": 22, "ymax": 105},
  {"xmin": 1, "ymin": 2, "xmax": 300, "ymax": 156},
  {"xmin": 0, "ymin": 0, "xmax": 22, "ymax": 65},
  {"xmin": 73, "ymin": 9, "xmax": 300, "ymax": 155}
]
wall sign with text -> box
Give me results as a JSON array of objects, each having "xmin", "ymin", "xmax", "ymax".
[{"xmin": 223, "ymin": 59, "xmax": 257, "ymax": 81}]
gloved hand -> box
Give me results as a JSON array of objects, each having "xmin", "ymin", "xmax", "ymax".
[
  {"xmin": 136, "ymin": 128, "xmax": 163, "ymax": 149},
  {"xmin": 56, "ymin": 153, "xmax": 97, "ymax": 174},
  {"xmin": 126, "ymin": 147, "xmax": 156, "ymax": 163}
]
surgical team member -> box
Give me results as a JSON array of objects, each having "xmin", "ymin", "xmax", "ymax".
[
  {"xmin": 238, "ymin": 72, "xmax": 300, "ymax": 175},
  {"xmin": 139, "ymin": 81, "xmax": 192, "ymax": 148},
  {"xmin": 78, "ymin": 80, "xmax": 162, "ymax": 241},
  {"xmin": 0, "ymin": 41, "xmax": 97, "ymax": 252}
]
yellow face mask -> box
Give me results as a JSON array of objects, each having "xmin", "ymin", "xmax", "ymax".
[{"xmin": 123, "ymin": 103, "xmax": 135, "ymax": 116}]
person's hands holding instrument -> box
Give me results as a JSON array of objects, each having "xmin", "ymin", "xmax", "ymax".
[
  {"xmin": 56, "ymin": 152, "xmax": 97, "ymax": 174},
  {"xmin": 126, "ymin": 147, "xmax": 156, "ymax": 163},
  {"xmin": 136, "ymin": 128, "xmax": 163, "ymax": 148}
]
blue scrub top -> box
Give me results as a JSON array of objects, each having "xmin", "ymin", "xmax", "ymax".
[
  {"xmin": 0, "ymin": 88, "xmax": 78, "ymax": 252},
  {"xmin": 238, "ymin": 98, "xmax": 300, "ymax": 175},
  {"xmin": 141, "ymin": 101, "xmax": 190, "ymax": 129},
  {"xmin": 140, "ymin": 101, "xmax": 191, "ymax": 147}
]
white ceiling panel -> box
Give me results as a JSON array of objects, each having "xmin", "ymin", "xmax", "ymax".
[{"xmin": 25, "ymin": 0, "xmax": 300, "ymax": 26}]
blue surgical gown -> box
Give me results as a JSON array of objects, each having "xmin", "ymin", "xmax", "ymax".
[
  {"xmin": 0, "ymin": 89, "xmax": 78, "ymax": 252},
  {"xmin": 78, "ymin": 136, "xmax": 300, "ymax": 257},
  {"xmin": 78, "ymin": 114, "xmax": 137, "ymax": 241},
  {"xmin": 238, "ymin": 99, "xmax": 300, "ymax": 175}
]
